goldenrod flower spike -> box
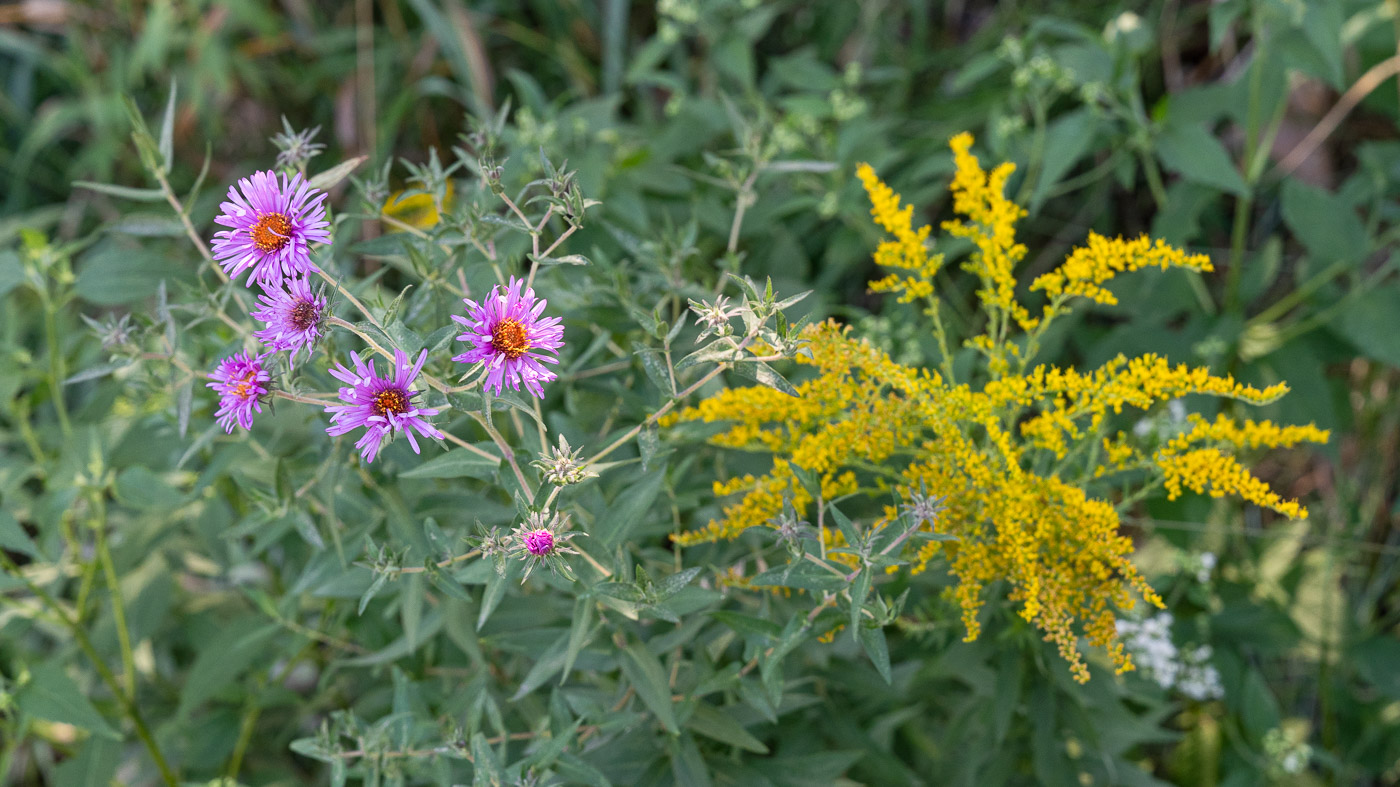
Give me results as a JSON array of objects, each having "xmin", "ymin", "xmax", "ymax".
[{"xmin": 668, "ymin": 134, "xmax": 1329, "ymax": 682}]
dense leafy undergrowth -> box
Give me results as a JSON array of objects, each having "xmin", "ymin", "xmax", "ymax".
[{"xmin": 2, "ymin": 1, "xmax": 1399, "ymax": 785}]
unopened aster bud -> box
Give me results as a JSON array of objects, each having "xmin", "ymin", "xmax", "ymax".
[
  {"xmin": 533, "ymin": 434, "xmax": 595, "ymax": 486},
  {"xmin": 690, "ymin": 296, "xmax": 738, "ymax": 341}
]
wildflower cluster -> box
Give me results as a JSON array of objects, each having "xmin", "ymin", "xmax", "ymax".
[
  {"xmin": 667, "ymin": 134, "xmax": 1328, "ymax": 681},
  {"xmin": 203, "ymin": 174, "xmax": 569, "ymax": 461},
  {"xmin": 1115, "ymin": 613, "xmax": 1223, "ymax": 700}
]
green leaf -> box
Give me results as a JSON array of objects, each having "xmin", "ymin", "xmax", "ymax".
[
  {"xmin": 1155, "ymin": 123, "xmax": 1248, "ymax": 197},
  {"xmin": 1029, "ymin": 109, "xmax": 1097, "ymax": 213},
  {"xmin": 686, "ymin": 704, "xmax": 769, "ymax": 753},
  {"xmin": 470, "ymin": 732, "xmax": 505, "ymax": 787},
  {"xmin": 1280, "ymin": 179, "xmax": 1370, "ymax": 266},
  {"xmin": 72, "ymin": 181, "xmax": 166, "ymax": 202},
  {"xmin": 308, "ymin": 156, "xmax": 368, "ymax": 192},
  {"xmin": 158, "ymin": 78, "xmax": 176, "ymax": 170},
  {"xmin": 561, "ymin": 597, "xmax": 595, "ymax": 683},
  {"xmin": 620, "ymin": 640, "xmax": 678, "ymax": 733},
  {"xmin": 74, "ymin": 243, "xmax": 187, "ymax": 305},
  {"xmin": 730, "ymin": 360, "xmax": 798, "ymax": 396},
  {"xmin": 15, "ymin": 661, "xmax": 121, "ymax": 740},
  {"xmin": 477, "ymin": 565, "xmax": 507, "ymax": 629},
  {"xmin": 0, "ymin": 510, "xmax": 39, "ymax": 558},
  {"xmin": 1239, "ymin": 670, "xmax": 1280, "ymax": 741},
  {"xmin": 399, "ymin": 448, "xmax": 501, "ymax": 480},
  {"xmin": 106, "ymin": 213, "xmax": 184, "ymax": 237},
  {"xmin": 596, "ymin": 466, "xmax": 665, "ymax": 549},
  {"xmin": 0, "ymin": 251, "xmax": 22, "ymax": 299},
  {"xmin": 114, "ymin": 466, "xmax": 185, "ymax": 510},
  {"xmin": 857, "ymin": 625, "xmax": 892, "ymax": 684},
  {"xmin": 1331, "ymin": 283, "xmax": 1400, "ymax": 367},
  {"xmin": 174, "ymin": 623, "xmax": 279, "ymax": 719},
  {"xmin": 668, "ymin": 733, "xmax": 714, "ymax": 787},
  {"xmin": 849, "ymin": 569, "xmax": 871, "ymax": 638},
  {"xmin": 512, "ymin": 630, "xmax": 570, "ymax": 699},
  {"xmin": 710, "ymin": 610, "xmax": 782, "ymax": 640}
]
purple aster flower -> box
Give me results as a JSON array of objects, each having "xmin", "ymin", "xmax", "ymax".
[
  {"xmin": 523, "ymin": 529, "xmax": 555, "ymax": 556},
  {"xmin": 207, "ymin": 351, "xmax": 271, "ymax": 433},
  {"xmin": 509, "ymin": 511, "xmax": 580, "ymax": 583},
  {"xmin": 252, "ymin": 276, "xmax": 327, "ymax": 366},
  {"xmin": 451, "ymin": 277, "xmax": 564, "ymax": 398},
  {"xmin": 324, "ymin": 348, "xmax": 443, "ymax": 463},
  {"xmin": 211, "ymin": 170, "xmax": 331, "ymax": 288}
]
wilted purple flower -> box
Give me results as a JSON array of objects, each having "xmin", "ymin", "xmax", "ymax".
[
  {"xmin": 451, "ymin": 277, "xmax": 564, "ymax": 398},
  {"xmin": 324, "ymin": 348, "xmax": 443, "ymax": 463},
  {"xmin": 252, "ymin": 276, "xmax": 326, "ymax": 366},
  {"xmin": 523, "ymin": 529, "xmax": 555, "ymax": 556},
  {"xmin": 211, "ymin": 170, "xmax": 331, "ymax": 288},
  {"xmin": 207, "ymin": 351, "xmax": 271, "ymax": 433}
]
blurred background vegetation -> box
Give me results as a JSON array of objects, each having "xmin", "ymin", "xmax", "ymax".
[{"xmin": 2, "ymin": 0, "xmax": 1399, "ymax": 784}]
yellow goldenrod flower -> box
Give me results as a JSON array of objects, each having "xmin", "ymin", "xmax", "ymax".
[{"xmin": 668, "ymin": 134, "xmax": 1328, "ymax": 682}]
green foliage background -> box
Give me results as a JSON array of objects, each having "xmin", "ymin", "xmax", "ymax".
[{"xmin": 2, "ymin": 0, "xmax": 1399, "ymax": 785}]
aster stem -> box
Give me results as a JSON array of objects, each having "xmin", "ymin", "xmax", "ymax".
[
  {"xmin": 153, "ymin": 163, "xmax": 225, "ymax": 283},
  {"xmin": 319, "ymin": 270, "xmax": 386, "ymax": 331},
  {"xmin": 274, "ymin": 390, "xmax": 337, "ymax": 406},
  {"xmin": 439, "ymin": 430, "xmax": 499, "ymax": 463},
  {"xmin": 468, "ymin": 411, "xmax": 532, "ymax": 492},
  {"xmin": 397, "ymin": 548, "xmax": 482, "ymax": 574},
  {"xmin": 327, "ymin": 316, "xmax": 453, "ymax": 393}
]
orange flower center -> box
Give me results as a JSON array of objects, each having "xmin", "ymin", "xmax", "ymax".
[
  {"xmin": 290, "ymin": 300, "xmax": 318, "ymax": 330},
  {"xmin": 250, "ymin": 213, "xmax": 293, "ymax": 252},
  {"xmin": 372, "ymin": 388, "xmax": 409, "ymax": 417},
  {"xmin": 232, "ymin": 370, "xmax": 257, "ymax": 399},
  {"xmin": 490, "ymin": 318, "xmax": 531, "ymax": 360}
]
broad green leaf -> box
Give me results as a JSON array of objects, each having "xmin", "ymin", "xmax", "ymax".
[
  {"xmin": 15, "ymin": 661, "xmax": 121, "ymax": 740},
  {"xmin": 175, "ymin": 623, "xmax": 279, "ymax": 719},
  {"xmin": 1029, "ymin": 109, "xmax": 1097, "ymax": 213},
  {"xmin": 399, "ymin": 448, "xmax": 501, "ymax": 480},
  {"xmin": 730, "ymin": 360, "xmax": 798, "ymax": 396},
  {"xmin": 596, "ymin": 466, "xmax": 665, "ymax": 549},
  {"xmin": 1281, "ymin": 179, "xmax": 1369, "ymax": 266},
  {"xmin": 470, "ymin": 731, "xmax": 505, "ymax": 787},
  {"xmin": 686, "ymin": 704, "xmax": 769, "ymax": 753},
  {"xmin": 620, "ymin": 640, "xmax": 678, "ymax": 733},
  {"xmin": 72, "ymin": 181, "xmax": 166, "ymax": 202},
  {"xmin": 857, "ymin": 625, "xmax": 892, "ymax": 684},
  {"xmin": 308, "ymin": 156, "xmax": 368, "ymax": 192},
  {"xmin": 1155, "ymin": 123, "xmax": 1248, "ymax": 196},
  {"xmin": 560, "ymin": 597, "xmax": 595, "ymax": 683},
  {"xmin": 0, "ymin": 510, "xmax": 39, "ymax": 558},
  {"xmin": 512, "ymin": 630, "xmax": 570, "ymax": 699}
]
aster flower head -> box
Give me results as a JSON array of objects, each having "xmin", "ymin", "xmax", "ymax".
[
  {"xmin": 532, "ymin": 434, "xmax": 596, "ymax": 486},
  {"xmin": 207, "ymin": 351, "xmax": 271, "ymax": 433},
  {"xmin": 212, "ymin": 170, "xmax": 331, "ymax": 288},
  {"xmin": 252, "ymin": 276, "xmax": 327, "ymax": 366},
  {"xmin": 452, "ymin": 277, "xmax": 564, "ymax": 398},
  {"xmin": 509, "ymin": 510, "xmax": 581, "ymax": 584},
  {"xmin": 324, "ymin": 348, "xmax": 443, "ymax": 463}
]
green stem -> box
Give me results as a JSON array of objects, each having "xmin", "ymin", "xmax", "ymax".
[
  {"xmin": 95, "ymin": 527, "xmax": 137, "ymax": 696},
  {"xmin": 0, "ymin": 552, "xmax": 180, "ymax": 787},
  {"xmin": 42, "ymin": 295, "xmax": 72, "ymax": 436}
]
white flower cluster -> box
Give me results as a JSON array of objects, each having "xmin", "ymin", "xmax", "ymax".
[{"xmin": 1116, "ymin": 613, "xmax": 1224, "ymax": 700}]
